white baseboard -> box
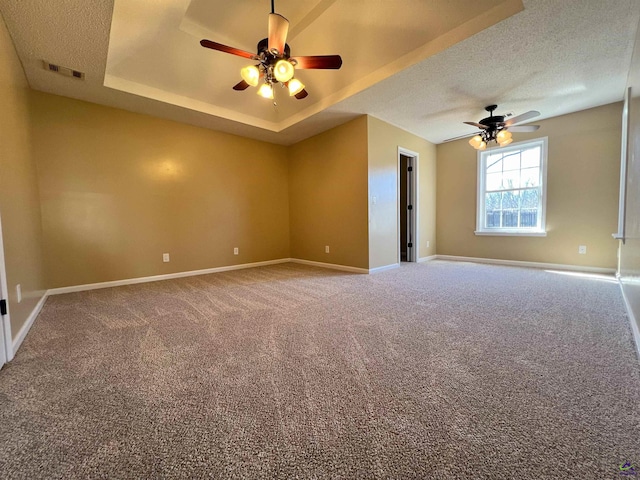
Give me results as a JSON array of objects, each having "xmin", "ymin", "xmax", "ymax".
[
  {"xmin": 618, "ymin": 280, "xmax": 640, "ymax": 361},
  {"xmin": 418, "ymin": 255, "xmax": 437, "ymax": 263},
  {"xmin": 369, "ymin": 263, "xmax": 400, "ymax": 274},
  {"xmin": 290, "ymin": 258, "xmax": 369, "ymax": 274},
  {"xmin": 12, "ymin": 291, "xmax": 48, "ymax": 356},
  {"xmin": 435, "ymin": 255, "xmax": 616, "ymax": 275},
  {"xmin": 48, "ymin": 258, "xmax": 292, "ymax": 295}
]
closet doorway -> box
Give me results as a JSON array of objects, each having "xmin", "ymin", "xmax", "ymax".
[{"xmin": 398, "ymin": 148, "xmax": 419, "ymax": 263}]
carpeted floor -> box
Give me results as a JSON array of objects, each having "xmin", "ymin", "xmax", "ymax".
[{"xmin": 0, "ymin": 260, "xmax": 638, "ymax": 479}]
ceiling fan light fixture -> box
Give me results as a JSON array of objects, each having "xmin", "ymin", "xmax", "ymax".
[
  {"xmin": 454, "ymin": 106, "xmax": 541, "ymax": 149},
  {"xmin": 257, "ymin": 82, "xmax": 274, "ymax": 99},
  {"xmin": 469, "ymin": 135, "xmax": 483, "ymax": 149},
  {"xmin": 274, "ymin": 60, "xmax": 294, "ymax": 82},
  {"xmin": 496, "ymin": 129, "xmax": 511, "ymax": 142},
  {"xmin": 200, "ymin": 0, "xmax": 343, "ymax": 102},
  {"xmin": 497, "ymin": 129, "xmax": 513, "ymax": 147},
  {"xmin": 287, "ymin": 78, "xmax": 305, "ymax": 96},
  {"xmin": 240, "ymin": 65, "xmax": 260, "ymax": 87}
]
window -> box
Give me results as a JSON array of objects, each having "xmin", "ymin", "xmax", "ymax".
[{"xmin": 476, "ymin": 138, "xmax": 547, "ymax": 236}]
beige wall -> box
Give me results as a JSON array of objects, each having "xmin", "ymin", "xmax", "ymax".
[
  {"xmin": 367, "ymin": 116, "xmax": 437, "ymax": 269},
  {"xmin": 619, "ymin": 24, "xmax": 640, "ymax": 343},
  {"xmin": 0, "ymin": 13, "xmax": 46, "ymax": 340},
  {"xmin": 436, "ymin": 103, "xmax": 622, "ymax": 269},
  {"xmin": 31, "ymin": 92, "xmax": 290, "ymax": 288},
  {"xmin": 288, "ymin": 117, "xmax": 369, "ymax": 269}
]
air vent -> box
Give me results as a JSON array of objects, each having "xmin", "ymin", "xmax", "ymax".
[{"xmin": 43, "ymin": 61, "xmax": 85, "ymax": 80}]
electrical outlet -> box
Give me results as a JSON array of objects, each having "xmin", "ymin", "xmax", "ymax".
[
  {"xmin": 16, "ymin": 284, "xmax": 21, "ymax": 303},
  {"xmin": 234, "ymin": 247, "xmax": 239, "ymax": 255},
  {"xmin": 325, "ymin": 246, "xmax": 330, "ymax": 254},
  {"xmin": 163, "ymin": 253, "xmax": 170, "ymax": 262},
  {"xmin": 426, "ymin": 241, "xmax": 430, "ymax": 248},
  {"xmin": 578, "ymin": 245, "xmax": 587, "ymax": 254}
]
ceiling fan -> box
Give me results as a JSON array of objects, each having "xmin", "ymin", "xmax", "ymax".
[
  {"xmin": 200, "ymin": 0, "xmax": 343, "ymax": 101},
  {"xmin": 446, "ymin": 105, "xmax": 540, "ymax": 150}
]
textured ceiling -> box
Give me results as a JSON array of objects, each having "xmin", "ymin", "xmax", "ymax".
[{"xmin": 1, "ymin": 0, "xmax": 639, "ymax": 145}]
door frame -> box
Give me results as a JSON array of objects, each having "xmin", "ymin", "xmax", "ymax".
[
  {"xmin": 397, "ymin": 147, "xmax": 419, "ymax": 264},
  {"xmin": 0, "ymin": 213, "xmax": 12, "ymax": 366}
]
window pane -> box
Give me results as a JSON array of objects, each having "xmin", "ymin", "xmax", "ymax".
[
  {"xmin": 502, "ymin": 191, "xmax": 520, "ymax": 209},
  {"xmin": 503, "ymin": 152, "xmax": 521, "ymax": 171},
  {"xmin": 485, "ymin": 192, "xmax": 502, "ymax": 227},
  {"xmin": 520, "ymin": 209, "xmax": 538, "ymax": 227},
  {"xmin": 521, "ymin": 167, "xmax": 540, "ymax": 187},
  {"xmin": 485, "ymin": 192, "xmax": 502, "ymax": 210},
  {"xmin": 486, "ymin": 172, "xmax": 503, "ymax": 191},
  {"xmin": 522, "ymin": 147, "xmax": 541, "ymax": 168},
  {"xmin": 503, "ymin": 169, "xmax": 520, "ymax": 189},
  {"xmin": 486, "ymin": 210, "xmax": 501, "ymax": 227},
  {"xmin": 520, "ymin": 187, "xmax": 538, "ymax": 228},
  {"xmin": 502, "ymin": 210, "xmax": 518, "ymax": 227},
  {"xmin": 521, "ymin": 188, "xmax": 539, "ymax": 209},
  {"xmin": 486, "ymin": 155, "xmax": 502, "ymax": 174}
]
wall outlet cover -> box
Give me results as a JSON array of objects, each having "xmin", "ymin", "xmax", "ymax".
[{"xmin": 163, "ymin": 253, "xmax": 170, "ymax": 262}]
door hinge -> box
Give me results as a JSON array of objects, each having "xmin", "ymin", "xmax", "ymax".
[
  {"xmin": 0, "ymin": 299, "xmax": 6, "ymax": 316},
  {"xmin": 408, "ymin": 242, "xmax": 413, "ymax": 248},
  {"xmin": 408, "ymin": 166, "xmax": 413, "ymax": 172},
  {"xmin": 408, "ymin": 205, "xmax": 413, "ymax": 210}
]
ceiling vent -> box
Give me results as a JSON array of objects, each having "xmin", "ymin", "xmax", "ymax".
[{"xmin": 43, "ymin": 61, "xmax": 85, "ymax": 80}]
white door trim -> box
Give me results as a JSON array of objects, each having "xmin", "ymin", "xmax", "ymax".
[
  {"xmin": 0, "ymin": 214, "xmax": 12, "ymax": 365},
  {"xmin": 397, "ymin": 147, "xmax": 420, "ymax": 263}
]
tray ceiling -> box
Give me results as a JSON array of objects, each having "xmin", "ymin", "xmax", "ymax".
[{"xmin": 105, "ymin": 0, "xmax": 521, "ymax": 132}]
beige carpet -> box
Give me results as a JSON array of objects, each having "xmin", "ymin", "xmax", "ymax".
[{"xmin": 0, "ymin": 261, "xmax": 638, "ymax": 479}]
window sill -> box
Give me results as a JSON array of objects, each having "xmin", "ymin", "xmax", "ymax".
[{"xmin": 475, "ymin": 230, "xmax": 547, "ymax": 237}]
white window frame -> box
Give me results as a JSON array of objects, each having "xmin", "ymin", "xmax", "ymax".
[{"xmin": 475, "ymin": 137, "xmax": 548, "ymax": 236}]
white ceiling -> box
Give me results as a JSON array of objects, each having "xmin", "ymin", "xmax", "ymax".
[{"xmin": 1, "ymin": 0, "xmax": 639, "ymax": 145}]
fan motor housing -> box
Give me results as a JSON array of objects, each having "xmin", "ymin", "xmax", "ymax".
[
  {"xmin": 257, "ymin": 38, "xmax": 291, "ymax": 58},
  {"xmin": 480, "ymin": 115, "xmax": 505, "ymax": 126}
]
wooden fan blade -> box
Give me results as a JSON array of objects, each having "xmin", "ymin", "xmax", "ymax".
[
  {"xmin": 295, "ymin": 89, "xmax": 309, "ymax": 99},
  {"xmin": 291, "ymin": 55, "xmax": 342, "ymax": 69},
  {"xmin": 233, "ymin": 80, "xmax": 250, "ymax": 91},
  {"xmin": 508, "ymin": 125, "xmax": 540, "ymax": 132},
  {"xmin": 504, "ymin": 110, "xmax": 540, "ymax": 126},
  {"xmin": 200, "ymin": 39, "xmax": 256, "ymax": 60},
  {"xmin": 268, "ymin": 13, "xmax": 289, "ymax": 55},
  {"xmin": 443, "ymin": 132, "xmax": 479, "ymax": 143},
  {"xmin": 464, "ymin": 121, "xmax": 488, "ymax": 129}
]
